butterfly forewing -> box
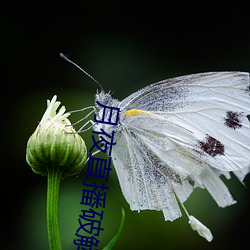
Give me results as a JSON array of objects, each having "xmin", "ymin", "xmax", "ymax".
[
  {"xmin": 118, "ymin": 72, "xmax": 250, "ymax": 173},
  {"xmin": 120, "ymin": 72, "xmax": 249, "ymax": 112}
]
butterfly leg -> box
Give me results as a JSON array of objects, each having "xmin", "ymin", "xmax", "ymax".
[
  {"xmin": 69, "ymin": 106, "xmax": 96, "ymax": 132},
  {"xmin": 76, "ymin": 120, "xmax": 95, "ymax": 133}
]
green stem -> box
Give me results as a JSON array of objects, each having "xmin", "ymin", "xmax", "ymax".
[{"xmin": 47, "ymin": 165, "xmax": 63, "ymax": 250}]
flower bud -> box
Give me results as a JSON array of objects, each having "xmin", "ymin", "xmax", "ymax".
[{"xmin": 26, "ymin": 95, "xmax": 87, "ymax": 178}]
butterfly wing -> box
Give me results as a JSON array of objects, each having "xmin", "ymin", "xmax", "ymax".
[
  {"xmin": 110, "ymin": 72, "xmax": 249, "ymax": 221},
  {"xmin": 111, "ymin": 124, "xmax": 182, "ymax": 222},
  {"xmin": 112, "ymin": 111, "xmax": 237, "ymax": 221},
  {"xmin": 119, "ymin": 72, "xmax": 250, "ymax": 173}
]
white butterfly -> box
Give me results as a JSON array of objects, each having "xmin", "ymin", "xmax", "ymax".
[{"xmin": 90, "ymin": 72, "xmax": 250, "ymax": 241}]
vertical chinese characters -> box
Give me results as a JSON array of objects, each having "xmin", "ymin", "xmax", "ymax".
[{"xmin": 74, "ymin": 102, "xmax": 120, "ymax": 250}]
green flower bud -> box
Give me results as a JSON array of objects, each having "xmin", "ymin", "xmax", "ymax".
[{"xmin": 26, "ymin": 95, "xmax": 87, "ymax": 178}]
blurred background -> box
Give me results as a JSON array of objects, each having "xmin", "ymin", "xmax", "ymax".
[{"xmin": 2, "ymin": 1, "xmax": 250, "ymax": 249}]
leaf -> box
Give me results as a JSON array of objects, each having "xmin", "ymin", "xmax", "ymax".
[{"xmin": 102, "ymin": 208, "xmax": 125, "ymax": 250}]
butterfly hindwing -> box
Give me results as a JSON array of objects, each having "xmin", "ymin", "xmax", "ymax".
[
  {"xmin": 112, "ymin": 111, "xmax": 236, "ymax": 221},
  {"xmin": 112, "ymin": 120, "xmax": 182, "ymax": 221}
]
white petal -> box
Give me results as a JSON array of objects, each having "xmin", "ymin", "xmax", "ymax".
[
  {"xmin": 188, "ymin": 215, "xmax": 213, "ymax": 242},
  {"xmin": 40, "ymin": 95, "xmax": 57, "ymax": 123},
  {"xmin": 40, "ymin": 95, "xmax": 71, "ymax": 125}
]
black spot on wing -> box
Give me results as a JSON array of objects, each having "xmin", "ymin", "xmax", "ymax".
[
  {"xmin": 246, "ymin": 84, "xmax": 250, "ymax": 94},
  {"xmin": 224, "ymin": 111, "xmax": 243, "ymax": 130},
  {"xmin": 199, "ymin": 135, "xmax": 225, "ymax": 157},
  {"xmin": 186, "ymin": 177, "xmax": 195, "ymax": 186}
]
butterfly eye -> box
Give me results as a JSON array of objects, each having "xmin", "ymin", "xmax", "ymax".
[
  {"xmin": 102, "ymin": 95, "xmax": 109, "ymax": 105},
  {"xmin": 99, "ymin": 93, "xmax": 112, "ymax": 106}
]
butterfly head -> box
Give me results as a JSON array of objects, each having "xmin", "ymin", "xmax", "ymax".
[{"xmin": 95, "ymin": 90, "xmax": 120, "ymax": 108}]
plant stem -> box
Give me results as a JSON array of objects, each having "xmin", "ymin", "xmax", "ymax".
[{"xmin": 47, "ymin": 165, "xmax": 63, "ymax": 250}]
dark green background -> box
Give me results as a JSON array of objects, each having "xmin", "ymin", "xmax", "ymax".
[{"xmin": 2, "ymin": 2, "xmax": 250, "ymax": 249}]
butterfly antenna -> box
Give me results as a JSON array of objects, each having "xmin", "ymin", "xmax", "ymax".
[{"xmin": 60, "ymin": 53, "xmax": 104, "ymax": 91}]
